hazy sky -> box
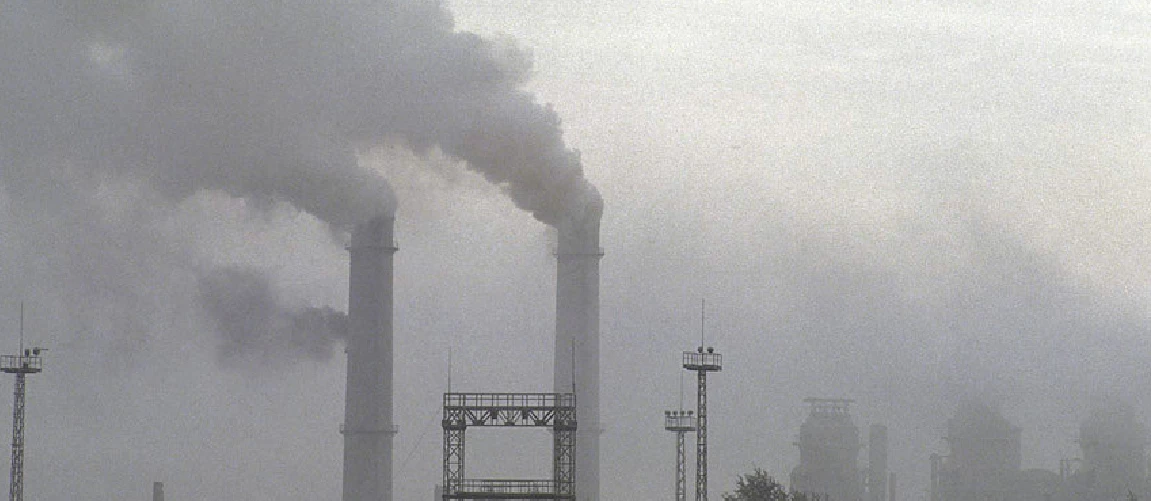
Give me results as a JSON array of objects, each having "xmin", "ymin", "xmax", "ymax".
[{"xmin": 0, "ymin": 1, "xmax": 1150, "ymax": 501}]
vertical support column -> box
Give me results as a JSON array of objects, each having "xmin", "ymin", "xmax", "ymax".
[
  {"xmin": 553, "ymin": 402, "xmax": 577, "ymax": 499},
  {"xmin": 441, "ymin": 395, "xmax": 466, "ymax": 501},
  {"xmin": 343, "ymin": 216, "xmax": 397, "ymax": 501},
  {"xmin": 695, "ymin": 371, "xmax": 707, "ymax": 501},
  {"xmin": 442, "ymin": 419, "xmax": 465, "ymax": 501},
  {"xmin": 675, "ymin": 431, "xmax": 687, "ymax": 501},
  {"xmin": 9, "ymin": 373, "xmax": 25, "ymax": 501}
]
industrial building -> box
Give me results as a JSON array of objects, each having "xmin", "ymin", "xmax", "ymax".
[
  {"xmin": 929, "ymin": 400, "xmax": 1150, "ymax": 501},
  {"xmin": 789, "ymin": 398, "xmax": 892, "ymax": 501}
]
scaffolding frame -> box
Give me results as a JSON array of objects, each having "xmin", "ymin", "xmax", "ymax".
[{"xmin": 442, "ymin": 392, "xmax": 576, "ymax": 500}]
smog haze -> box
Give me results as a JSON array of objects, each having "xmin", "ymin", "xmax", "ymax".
[{"xmin": 0, "ymin": 1, "xmax": 1149, "ymax": 500}]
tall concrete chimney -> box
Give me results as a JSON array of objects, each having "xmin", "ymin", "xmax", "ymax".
[
  {"xmin": 343, "ymin": 215, "xmax": 397, "ymax": 501},
  {"xmin": 555, "ymin": 214, "xmax": 603, "ymax": 501}
]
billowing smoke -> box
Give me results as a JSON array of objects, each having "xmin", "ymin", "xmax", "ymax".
[
  {"xmin": 197, "ymin": 266, "xmax": 347, "ymax": 364},
  {"xmin": 0, "ymin": 0, "xmax": 599, "ymax": 357},
  {"xmin": 2, "ymin": 0, "xmax": 599, "ymax": 225}
]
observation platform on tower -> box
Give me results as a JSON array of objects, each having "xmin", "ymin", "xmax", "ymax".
[
  {"xmin": 664, "ymin": 410, "xmax": 696, "ymax": 432},
  {"xmin": 683, "ymin": 348, "xmax": 722, "ymax": 372},
  {"xmin": 0, "ymin": 350, "xmax": 42, "ymax": 374}
]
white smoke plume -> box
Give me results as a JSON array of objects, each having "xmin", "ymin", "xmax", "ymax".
[{"xmin": 0, "ymin": 0, "xmax": 599, "ymax": 358}]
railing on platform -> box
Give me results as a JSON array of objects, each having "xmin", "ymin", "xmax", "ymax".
[
  {"xmin": 0, "ymin": 355, "xmax": 41, "ymax": 374},
  {"xmin": 451, "ymin": 479, "xmax": 558, "ymax": 495},
  {"xmin": 682, "ymin": 351, "xmax": 722, "ymax": 371},
  {"xmin": 443, "ymin": 393, "xmax": 575, "ymax": 410}
]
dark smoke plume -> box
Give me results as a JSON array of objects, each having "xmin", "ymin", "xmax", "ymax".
[{"xmin": 197, "ymin": 266, "xmax": 347, "ymax": 363}]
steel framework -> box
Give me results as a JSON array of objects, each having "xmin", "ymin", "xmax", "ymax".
[
  {"xmin": 664, "ymin": 411, "xmax": 696, "ymax": 501},
  {"xmin": 442, "ymin": 393, "xmax": 576, "ymax": 500},
  {"xmin": 683, "ymin": 349, "xmax": 721, "ymax": 501},
  {"xmin": 1, "ymin": 350, "xmax": 42, "ymax": 501}
]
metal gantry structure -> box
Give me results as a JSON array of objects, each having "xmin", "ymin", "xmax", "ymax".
[
  {"xmin": 664, "ymin": 410, "xmax": 696, "ymax": 501},
  {"xmin": 683, "ymin": 347, "xmax": 721, "ymax": 501},
  {"xmin": 1, "ymin": 348, "xmax": 42, "ymax": 501},
  {"xmin": 442, "ymin": 392, "xmax": 576, "ymax": 500}
]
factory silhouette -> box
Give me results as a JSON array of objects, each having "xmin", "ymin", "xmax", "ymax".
[{"xmin": 776, "ymin": 396, "xmax": 1150, "ymax": 501}]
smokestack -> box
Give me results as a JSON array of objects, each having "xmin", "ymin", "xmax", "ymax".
[
  {"xmin": 868, "ymin": 424, "xmax": 888, "ymax": 501},
  {"xmin": 342, "ymin": 216, "xmax": 397, "ymax": 501},
  {"xmin": 153, "ymin": 482, "xmax": 164, "ymax": 501},
  {"xmin": 555, "ymin": 211, "xmax": 603, "ymax": 501},
  {"xmin": 929, "ymin": 454, "xmax": 940, "ymax": 501}
]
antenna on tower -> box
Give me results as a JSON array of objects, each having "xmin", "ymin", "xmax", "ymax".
[
  {"xmin": 570, "ymin": 338, "xmax": 577, "ymax": 397},
  {"xmin": 447, "ymin": 345, "xmax": 452, "ymax": 395},
  {"xmin": 678, "ymin": 372, "xmax": 684, "ymax": 412},
  {"xmin": 700, "ymin": 298, "xmax": 706, "ymax": 348},
  {"xmin": 18, "ymin": 303, "xmax": 23, "ymax": 354}
]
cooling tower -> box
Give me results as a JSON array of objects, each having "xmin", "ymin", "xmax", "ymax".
[
  {"xmin": 555, "ymin": 215, "xmax": 603, "ymax": 501},
  {"xmin": 342, "ymin": 216, "xmax": 397, "ymax": 501}
]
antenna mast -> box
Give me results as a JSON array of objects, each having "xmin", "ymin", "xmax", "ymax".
[
  {"xmin": 3, "ymin": 306, "xmax": 43, "ymax": 501},
  {"xmin": 683, "ymin": 308, "xmax": 721, "ymax": 501},
  {"xmin": 665, "ymin": 336, "xmax": 695, "ymax": 501},
  {"xmin": 700, "ymin": 299, "xmax": 705, "ymax": 347}
]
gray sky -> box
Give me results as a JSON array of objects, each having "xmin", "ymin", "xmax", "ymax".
[{"xmin": 1, "ymin": 1, "xmax": 1150, "ymax": 500}]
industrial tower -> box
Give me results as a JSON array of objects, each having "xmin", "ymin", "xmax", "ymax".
[
  {"xmin": 664, "ymin": 410, "xmax": 696, "ymax": 501},
  {"xmin": 683, "ymin": 347, "xmax": 721, "ymax": 501},
  {"xmin": 1, "ymin": 343, "xmax": 42, "ymax": 501},
  {"xmin": 343, "ymin": 216, "xmax": 397, "ymax": 501}
]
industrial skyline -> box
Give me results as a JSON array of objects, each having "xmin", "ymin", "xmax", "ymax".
[{"xmin": 1, "ymin": 1, "xmax": 1150, "ymax": 501}]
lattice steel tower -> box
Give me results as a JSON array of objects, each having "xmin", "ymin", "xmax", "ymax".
[
  {"xmin": 2, "ymin": 343, "xmax": 42, "ymax": 501},
  {"xmin": 664, "ymin": 410, "xmax": 695, "ymax": 501},
  {"xmin": 683, "ymin": 347, "xmax": 721, "ymax": 501}
]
